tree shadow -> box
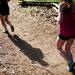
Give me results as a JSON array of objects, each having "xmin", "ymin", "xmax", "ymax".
[{"xmin": 7, "ymin": 33, "xmax": 49, "ymax": 66}]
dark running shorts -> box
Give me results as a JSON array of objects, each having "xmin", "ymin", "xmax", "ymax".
[
  {"xmin": 0, "ymin": 5, "xmax": 9, "ymax": 15},
  {"xmin": 59, "ymin": 34, "xmax": 75, "ymax": 40}
]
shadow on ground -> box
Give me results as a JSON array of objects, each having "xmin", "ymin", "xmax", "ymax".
[{"xmin": 7, "ymin": 33, "xmax": 49, "ymax": 66}]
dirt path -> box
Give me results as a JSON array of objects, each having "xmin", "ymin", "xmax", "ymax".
[{"xmin": 0, "ymin": 0, "xmax": 75, "ymax": 75}]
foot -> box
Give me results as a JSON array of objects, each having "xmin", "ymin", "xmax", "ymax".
[
  {"xmin": 67, "ymin": 62, "xmax": 75, "ymax": 72},
  {"xmin": 71, "ymin": 69, "xmax": 75, "ymax": 75},
  {"xmin": 10, "ymin": 25, "xmax": 14, "ymax": 32},
  {"xmin": 4, "ymin": 30, "xmax": 9, "ymax": 34}
]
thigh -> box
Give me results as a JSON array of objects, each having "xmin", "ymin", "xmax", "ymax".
[
  {"xmin": 57, "ymin": 36, "xmax": 66, "ymax": 50},
  {"xmin": 0, "ymin": 16, "xmax": 1, "ymax": 20},
  {"xmin": 4, "ymin": 15, "xmax": 8, "ymax": 20},
  {"xmin": 0, "ymin": 16, "xmax": 4, "ymax": 20}
]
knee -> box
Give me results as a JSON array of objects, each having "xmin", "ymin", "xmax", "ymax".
[
  {"xmin": 57, "ymin": 45, "xmax": 62, "ymax": 51},
  {"xmin": 57, "ymin": 47, "xmax": 62, "ymax": 51},
  {"xmin": 1, "ymin": 18, "xmax": 5, "ymax": 23},
  {"xmin": 64, "ymin": 48, "xmax": 71, "ymax": 54},
  {"xmin": 4, "ymin": 17, "xmax": 7, "ymax": 21},
  {"xmin": 56, "ymin": 43, "xmax": 62, "ymax": 50},
  {"xmin": 65, "ymin": 46, "xmax": 70, "ymax": 51}
]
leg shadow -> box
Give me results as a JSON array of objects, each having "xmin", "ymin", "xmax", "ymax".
[{"xmin": 7, "ymin": 33, "xmax": 49, "ymax": 66}]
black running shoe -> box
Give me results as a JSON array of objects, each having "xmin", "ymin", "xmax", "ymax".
[
  {"xmin": 67, "ymin": 62, "xmax": 75, "ymax": 72},
  {"xmin": 10, "ymin": 25, "xmax": 14, "ymax": 32},
  {"xmin": 4, "ymin": 30, "xmax": 9, "ymax": 34}
]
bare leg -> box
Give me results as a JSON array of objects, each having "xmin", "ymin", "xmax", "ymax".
[
  {"xmin": 0, "ymin": 16, "xmax": 8, "ymax": 32},
  {"xmin": 57, "ymin": 38, "xmax": 75, "ymax": 71},
  {"xmin": 57, "ymin": 37, "xmax": 70, "ymax": 62},
  {"xmin": 64, "ymin": 39, "xmax": 74, "ymax": 63},
  {"xmin": 4, "ymin": 15, "xmax": 12, "ymax": 25},
  {"xmin": 4, "ymin": 15, "xmax": 14, "ymax": 32},
  {"xmin": 64, "ymin": 39, "xmax": 75, "ymax": 72}
]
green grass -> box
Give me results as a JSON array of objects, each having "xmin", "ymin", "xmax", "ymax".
[
  {"xmin": 73, "ymin": 0, "xmax": 75, "ymax": 3},
  {"xmin": 19, "ymin": 0, "xmax": 59, "ymax": 2},
  {"xmin": 18, "ymin": 0, "xmax": 59, "ymax": 6},
  {"xmin": 34, "ymin": 0, "xmax": 58, "ymax": 2},
  {"xmin": 19, "ymin": 0, "xmax": 75, "ymax": 3}
]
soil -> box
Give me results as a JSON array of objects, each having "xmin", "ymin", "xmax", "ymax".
[{"xmin": 0, "ymin": 0, "xmax": 75, "ymax": 75}]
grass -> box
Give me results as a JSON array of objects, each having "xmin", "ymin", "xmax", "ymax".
[
  {"xmin": 18, "ymin": 0, "xmax": 59, "ymax": 6},
  {"xmin": 19, "ymin": 0, "xmax": 59, "ymax": 2},
  {"xmin": 19, "ymin": 0, "xmax": 75, "ymax": 3},
  {"xmin": 34, "ymin": 0, "xmax": 59, "ymax": 2}
]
